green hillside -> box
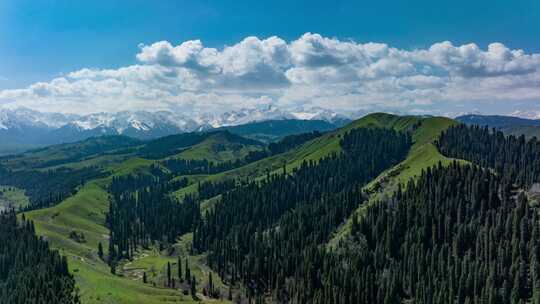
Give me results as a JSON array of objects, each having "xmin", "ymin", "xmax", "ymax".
[
  {"xmin": 23, "ymin": 174, "xmax": 230, "ymax": 303},
  {"xmin": 0, "ymin": 185, "xmax": 29, "ymax": 211},
  {"xmin": 217, "ymin": 119, "xmax": 340, "ymax": 142},
  {"xmin": 16, "ymin": 131, "xmax": 262, "ymax": 303},
  {"xmin": 13, "ymin": 113, "xmax": 462, "ymax": 303},
  {"xmin": 328, "ymin": 115, "xmax": 460, "ymax": 245},
  {"xmin": 176, "ymin": 113, "xmax": 456, "ymax": 198},
  {"xmin": 173, "ymin": 113, "xmax": 460, "ymax": 246},
  {"xmin": 170, "ymin": 131, "xmax": 263, "ymax": 163},
  {"xmin": 0, "ymin": 135, "xmax": 140, "ymax": 171}
]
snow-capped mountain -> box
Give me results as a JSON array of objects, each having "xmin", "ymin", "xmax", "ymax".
[
  {"xmin": 196, "ymin": 106, "xmax": 296, "ymax": 129},
  {"xmin": 66, "ymin": 111, "xmax": 199, "ymax": 133},
  {"xmin": 291, "ymin": 107, "xmax": 352, "ymax": 126},
  {"xmin": 61, "ymin": 111, "xmax": 201, "ymax": 140},
  {"xmin": 0, "ymin": 106, "xmax": 349, "ymax": 154},
  {"xmin": 0, "ymin": 107, "xmax": 77, "ymax": 130}
]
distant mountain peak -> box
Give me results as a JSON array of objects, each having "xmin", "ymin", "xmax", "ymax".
[{"xmin": 0, "ymin": 106, "xmax": 349, "ymax": 154}]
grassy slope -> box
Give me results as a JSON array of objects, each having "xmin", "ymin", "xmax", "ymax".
[
  {"xmin": 125, "ymin": 233, "xmax": 229, "ymax": 296},
  {"xmin": 42, "ymin": 153, "xmax": 135, "ymax": 171},
  {"xmin": 4, "ymin": 131, "xmax": 264, "ymax": 303},
  {"xmin": 328, "ymin": 115, "xmax": 460, "ymax": 246},
  {"xmin": 174, "ymin": 113, "xmax": 460, "ymax": 245},
  {"xmin": 176, "ymin": 113, "xmax": 438, "ymax": 198},
  {"xmin": 17, "ymin": 113, "xmax": 460, "ymax": 302},
  {"xmin": 0, "ymin": 136, "xmax": 140, "ymax": 171},
  {"xmin": 171, "ymin": 132, "xmax": 262, "ymax": 163},
  {"xmin": 22, "ymin": 154, "xmax": 229, "ymax": 303},
  {"xmin": 23, "ymin": 179, "xmax": 179, "ymax": 304},
  {"xmin": 0, "ymin": 185, "xmax": 29, "ymax": 210}
]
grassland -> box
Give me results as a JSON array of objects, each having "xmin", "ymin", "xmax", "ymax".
[
  {"xmin": 172, "ymin": 132, "xmax": 262, "ymax": 163},
  {"xmin": 175, "ymin": 113, "xmax": 455, "ymax": 199},
  {"xmin": 123, "ymin": 234, "xmax": 229, "ymax": 297},
  {"xmin": 0, "ymin": 185, "xmax": 29, "ymax": 210},
  {"xmin": 4, "ymin": 131, "xmax": 267, "ymax": 303},
  {"xmin": 22, "ymin": 171, "xmax": 229, "ymax": 303},
  {"xmin": 14, "ymin": 113, "xmax": 464, "ymax": 302},
  {"xmin": 0, "ymin": 135, "xmax": 140, "ymax": 171}
]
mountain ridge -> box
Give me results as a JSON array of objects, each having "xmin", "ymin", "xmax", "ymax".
[
  {"xmin": 0, "ymin": 106, "xmax": 350, "ymax": 155},
  {"xmin": 11, "ymin": 112, "xmax": 462, "ymax": 304},
  {"xmin": 456, "ymin": 113, "xmax": 540, "ymax": 138}
]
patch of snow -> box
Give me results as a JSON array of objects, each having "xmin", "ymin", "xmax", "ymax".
[{"xmin": 511, "ymin": 110, "xmax": 540, "ymax": 120}]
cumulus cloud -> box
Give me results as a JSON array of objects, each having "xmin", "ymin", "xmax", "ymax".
[
  {"xmin": 419, "ymin": 41, "xmax": 540, "ymax": 78},
  {"xmin": 1, "ymin": 33, "xmax": 540, "ymax": 115}
]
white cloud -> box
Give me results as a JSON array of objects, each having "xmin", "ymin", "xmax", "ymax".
[{"xmin": 1, "ymin": 33, "xmax": 540, "ymax": 115}]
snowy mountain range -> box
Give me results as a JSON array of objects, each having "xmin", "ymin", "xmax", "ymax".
[{"xmin": 0, "ymin": 106, "xmax": 351, "ymax": 155}]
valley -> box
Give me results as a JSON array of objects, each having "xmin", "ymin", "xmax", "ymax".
[
  {"xmin": 2, "ymin": 3, "xmax": 538, "ymax": 303},
  {"xmin": 1, "ymin": 113, "xmax": 540, "ymax": 303}
]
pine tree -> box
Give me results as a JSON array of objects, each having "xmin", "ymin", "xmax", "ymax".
[
  {"xmin": 178, "ymin": 256, "xmax": 183, "ymax": 282},
  {"xmin": 185, "ymin": 259, "xmax": 191, "ymax": 283},
  {"xmin": 98, "ymin": 242, "xmax": 104, "ymax": 260},
  {"xmin": 110, "ymin": 260, "xmax": 116, "ymax": 275},
  {"xmin": 208, "ymin": 272, "xmax": 214, "ymax": 297},
  {"xmin": 191, "ymin": 275, "xmax": 197, "ymax": 298},
  {"xmin": 167, "ymin": 262, "xmax": 172, "ymax": 287}
]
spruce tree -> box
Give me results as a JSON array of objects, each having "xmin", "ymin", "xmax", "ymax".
[
  {"xmin": 97, "ymin": 242, "xmax": 104, "ymax": 260},
  {"xmin": 167, "ymin": 262, "xmax": 172, "ymax": 287}
]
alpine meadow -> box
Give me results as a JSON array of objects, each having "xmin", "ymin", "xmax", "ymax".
[{"xmin": 1, "ymin": 1, "xmax": 540, "ymax": 303}]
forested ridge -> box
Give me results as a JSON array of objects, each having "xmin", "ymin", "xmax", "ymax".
[
  {"xmin": 192, "ymin": 127, "xmax": 412, "ymax": 301},
  {"xmin": 437, "ymin": 124, "xmax": 540, "ymax": 187},
  {"xmin": 0, "ymin": 210, "xmax": 79, "ymax": 304},
  {"xmin": 139, "ymin": 130, "xmax": 262, "ymax": 159},
  {"xmin": 325, "ymin": 162, "xmax": 540, "ymax": 304},
  {"xmin": 267, "ymin": 131, "xmax": 323, "ymax": 155},
  {"xmin": 187, "ymin": 123, "xmax": 540, "ymax": 303},
  {"xmin": 160, "ymin": 131, "xmax": 324, "ymax": 177},
  {"xmin": 0, "ymin": 165, "xmax": 105, "ymax": 210},
  {"xmin": 104, "ymin": 127, "xmax": 411, "ymax": 300},
  {"xmin": 6, "ymin": 117, "xmax": 540, "ymax": 304}
]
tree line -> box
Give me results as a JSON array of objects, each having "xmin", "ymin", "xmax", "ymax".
[{"xmin": 0, "ymin": 165, "xmax": 105, "ymax": 210}]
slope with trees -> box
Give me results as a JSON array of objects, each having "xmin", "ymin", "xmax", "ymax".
[
  {"xmin": 192, "ymin": 127, "xmax": 412, "ymax": 301},
  {"xmin": 0, "ymin": 210, "xmax": 79, "ymax": 303}
]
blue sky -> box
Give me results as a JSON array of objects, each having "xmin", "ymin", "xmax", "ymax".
[{"xmin": 0, "ymin": 0, "xmax": 539, "ymax": 116}]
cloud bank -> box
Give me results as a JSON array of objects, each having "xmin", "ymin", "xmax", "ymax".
[{"xmin": 1, "ymin": 33, "xmax": 540, "ymax": 116}]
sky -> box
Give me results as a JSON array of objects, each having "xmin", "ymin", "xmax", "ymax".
[{"xmin": 0, "ymin": 0, "xmax": 539, "ymax": 117}]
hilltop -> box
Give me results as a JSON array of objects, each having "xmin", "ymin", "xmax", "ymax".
[{"xmin": 8, "ymin": 112, "xmax": 462, "ymax": 303}]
